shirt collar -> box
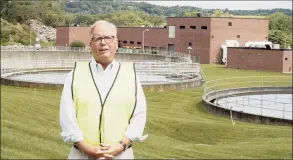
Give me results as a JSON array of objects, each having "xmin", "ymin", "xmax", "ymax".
[{"xmin": 91, "ymin": 57, "xmax": 117, "ymax": 72}]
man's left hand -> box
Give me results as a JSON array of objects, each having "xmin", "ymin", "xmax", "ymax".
[{"xmin": 99, "ymin": 143, "xmax": 124, "ymax": 157}]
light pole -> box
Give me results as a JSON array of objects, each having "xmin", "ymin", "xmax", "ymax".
[
  {"xmin": 29, "ymin": 24, "xmax": 31, "ymax": 47},
  {"xmin": 142, "ymin": 28, "xmax": 149, "ymax": 53},
  {"xmin": 187, "ymin": 46, "xmax": 192, "ymax": 63}
]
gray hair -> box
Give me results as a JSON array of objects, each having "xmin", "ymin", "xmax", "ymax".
[{"xmin": 89, "ymin": 20, "xmax": 117, "ymax": 38}]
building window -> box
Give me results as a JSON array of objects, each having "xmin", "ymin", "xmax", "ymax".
[
  {"xmin": 180, "ymin": 26, "xmax": 185, "ymax": 29},
  {"xmin": 190, "ymin": 26, "xmax": 196, "ymax": 29},
  {"xmin": 189, "ymin": 42, "xmax": 192, "ymax": 47},
  {"xmin": 201, "ymin": 26, "xmax": 207, "ymax": 30},
  {"xmin": 211, "ymin": 35, "xmax": 214, "ymax": 39},
  {"xmin": 151, "ymin": 47, "xmax": 158, "ymax": 54},
  {"xmin": 228, "ymin": 22, "xmax": 232, "ymax": 26},
  {"xmin": 118, "ymin": 40, "xmax": 120, "ymax": 43},
  {"xmin": 130, "ymin": 41, "xmax": 134, "ymax": 44},
  {"xmin": 169, "ymin": 26, "xmax": 175, "ymax": 38},
  {"xmin": 237, "ymin": 35, "xmax": 240, "ymax": 38},
  {"xmin": 285, "ymin": 58, "xmax": 288, "ymax": 60},
  {"xmin": 137, "ymin": 41, "xmax": 141, "ymax": 45},
  {"xmin": 123, "ymin": 40, "xmax": 127, "ymax": 44}
]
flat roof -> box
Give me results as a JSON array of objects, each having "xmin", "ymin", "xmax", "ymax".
[
  {"xmin": 56, "ymin": 26, "xmax": 90, "ymax": 28},
  {"xmin": 166, "ymin": 17, "xmax": 268, "ymax": 20},
  {"xmin": 56, "ymin": 26, "xmax": 166, "ymax": 29},
  {"xmin": 117, "ymin": 27, "xmax": 165, "ymax": 29},
  {"xmin": 227, "ymin": 47, "xmax": 292, "ymax": 51}
]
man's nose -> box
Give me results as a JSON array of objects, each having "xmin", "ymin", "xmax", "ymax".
[{"xmin": 100, "ymin": 39, "xmax": 107, "ymax": 45}]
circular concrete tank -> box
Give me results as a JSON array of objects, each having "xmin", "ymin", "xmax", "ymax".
[
  {"xmin": 202, "ymin": 76, "xmax": 292, "ymax": 125},
  {"xmin": 1, "ymin": 48, "xmax": 204, "ymax": 91}
]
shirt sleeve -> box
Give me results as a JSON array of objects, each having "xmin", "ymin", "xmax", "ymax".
[
  {"xmin": 59, "ymin": 71, "xmax": 84, "ymax": 143},
  {"xmin": 124, "ymin": 75, "xmax": 148, "ymax": 142}
]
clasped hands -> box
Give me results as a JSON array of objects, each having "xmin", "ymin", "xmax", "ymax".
[{"xmin": 87, "ymin": 143, "xmax": 124, "ymax": 159}]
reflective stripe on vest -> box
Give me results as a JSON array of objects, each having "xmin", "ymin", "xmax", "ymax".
[{"xmin": 72, "ymin": 61, "xmax": 137, "ymax": 145}]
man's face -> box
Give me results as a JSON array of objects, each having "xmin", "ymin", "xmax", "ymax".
[{"xmin": 90, "ymin": 25, "xmax": 118, "ymax": 64}]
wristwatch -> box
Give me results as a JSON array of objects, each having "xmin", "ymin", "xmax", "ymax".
[{"xmin": 118, "ymin": 141, "xmax": 127, "ymax": 151}]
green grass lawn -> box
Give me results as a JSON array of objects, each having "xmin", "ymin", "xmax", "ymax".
[{"xmin": 1, "ymin": 64, "xmax": 292, "ymax": 159}]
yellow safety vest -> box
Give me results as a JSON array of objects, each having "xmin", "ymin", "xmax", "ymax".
[{"xmin": 72, "ymin": 61, "xmax": 137, "ymax": 145}]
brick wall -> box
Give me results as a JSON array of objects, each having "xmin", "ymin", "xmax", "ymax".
[
  {"xmin": 117, "ymin": 27, "xmax": 167, "ymax": 49},
  {"xmin": 282, "ymin": 50, "xmax": 293, "ymax": 73},
  {"xmin": 226, "ymin": 47, "xmax": 291, "ymax": 72},
  {"xmin": 210, "ymin": 18, "xmax": 269, "ymax": 64},
  {"xmin": 166, "ymin": 17, "xmax": 211, "ymax": 63},
  {"xmin": 56, "ymin": 27, "xmax": 70, "ymax": 46},
  {"xmin": 55, "ymin": 17, "xmax": 270, "ymax": 64}
]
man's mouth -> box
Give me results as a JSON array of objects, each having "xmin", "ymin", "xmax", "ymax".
[{"xmin": 99, "ymin": 48, "xmax": 109, "ymax": 51}]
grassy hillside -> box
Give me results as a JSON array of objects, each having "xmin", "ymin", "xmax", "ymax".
[
  {"xmin": 0, "ymin": 18, "xmax": 55, "ymax": 47},
  {"xmin": 1, "ymin": 65, "xmax": 292, "ymax": 159},
  {"xmin": 0, "ymin": 18, "xmax": 36, "ymax": 46}
]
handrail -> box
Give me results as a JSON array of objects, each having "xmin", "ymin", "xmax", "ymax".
[{"xmin": 204, "ymin": 76, "xmax": 292, "ymax": 94}]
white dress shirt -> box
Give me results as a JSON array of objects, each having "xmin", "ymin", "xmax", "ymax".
[{"xmin": 59, "ymin": 58, "xmax": 148, "ymax": 144}]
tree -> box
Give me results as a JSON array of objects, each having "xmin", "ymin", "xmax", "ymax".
[
  {"xmin": 152, "ymin": 15, "xmax": 165, "ymax": 27},
  {"xmin": 267, "ymin": 12, "xmax": 292, "ymax": 34},
  {"xmin": 269, "ymin": 30, "xmax": 292, "ymax": 49},
  {"xmin": 267, "ymin": 12, "xmax": 292, "ymax": 48},
  {"xmin": 100, "ymin": 10, "xmax": 165, "ymax": 27},
  {"xmin": 211, "ymin": 9, "xmax": 230, "ymax": 17},
  {"xmin": 105, "ymin": 11, "xmax": 144, "ymax": 27},
  {"xmin": 183, "ymin": 10, "xmax": 198, "ymax": 17}
]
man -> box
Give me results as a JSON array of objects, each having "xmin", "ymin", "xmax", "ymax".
[{"xmin": 59, "ymin": 20, "xmax": 147, "ymax": 159}]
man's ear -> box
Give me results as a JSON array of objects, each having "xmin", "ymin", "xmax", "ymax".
[{"xmin": 115, "ymin": 38, "xmax": 118, "ymax": 48}]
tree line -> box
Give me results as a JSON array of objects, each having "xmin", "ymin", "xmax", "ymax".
[{"xmin": 62, "ymin": 1, "xmax": 292, "ymax": 17}]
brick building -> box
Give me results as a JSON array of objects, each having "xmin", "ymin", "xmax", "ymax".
[
  {"xmin": 56, "ymin": 17, "xmax": 269, "ymax": 64},
  {"xmin": 227, "ymin": 47, "xmax": 292, "ymax": 73}
]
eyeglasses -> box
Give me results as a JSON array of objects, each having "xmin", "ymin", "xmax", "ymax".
[{"xmin": 91, "ymin": 36, "xmax": 115, "ymax": 44}]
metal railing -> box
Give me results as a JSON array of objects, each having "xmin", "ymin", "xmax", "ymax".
[
  {"xmin": 1, "ymin": 46, "xmax": 200, "ymax": 63},
  {"xmin": 1, "ymin": 61, "xmax": 201, "ymax": 80},
  {"xmin": 1, "ymin": 46, "xmax": 186, "ymax": 55},
  {"xmin": 204, "ymin": 76, "xmax": 292, "ymax": 94},
  {"xmin": 0, "ymin": 46, "xmax": 90, "ymax": 52}
]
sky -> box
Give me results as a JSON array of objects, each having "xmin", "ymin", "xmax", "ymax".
[{"xmin": 133, "ymin": 1, "xmax": 292, "ymax": 10}]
